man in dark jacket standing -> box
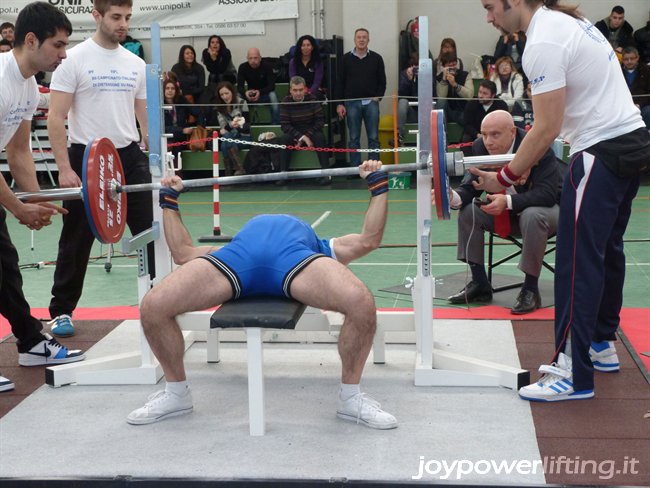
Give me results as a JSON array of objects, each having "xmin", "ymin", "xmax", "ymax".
[
  {"xmin": 446, "ymin": 111, "xmax": 563, "ymax": 314},
  {"xmin": 336, "ymin": 28, "xmax": 386, "ymax": 166}
]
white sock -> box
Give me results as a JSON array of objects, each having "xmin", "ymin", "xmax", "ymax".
[
  {"xmin": 339, "ymin": 383, "xmax": 360, "ymax": 401},
  {"xmin": 166, "ymin": 380, "xmax": 189, "ymax": 396},
  {"xmin": 564, "ymin": 338, "xmax": 572, "ymax": 358}
]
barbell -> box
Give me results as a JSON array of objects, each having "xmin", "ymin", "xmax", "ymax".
[{"xmin": 15, "ymin": 116, "xmax": 515, "ymax": 244}]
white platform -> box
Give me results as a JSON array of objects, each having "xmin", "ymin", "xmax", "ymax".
[{"xmin": 0, "ymin": 318, "xmax": 546, "ymax": 484}]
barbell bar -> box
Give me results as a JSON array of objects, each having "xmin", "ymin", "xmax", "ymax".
[{"xmin": 15, "ymin": 126, "xmax": 517, "ymax": 243}]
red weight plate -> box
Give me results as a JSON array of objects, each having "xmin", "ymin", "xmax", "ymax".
[
  {"xmin": 82, "ymin": 138, "xmax": 127, "ymax": 244},
  {"xmin": 431, "ymin": 111, "xmax": 444, "ymax": 220}
]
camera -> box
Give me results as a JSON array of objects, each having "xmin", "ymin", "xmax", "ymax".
[
  {"xmin": 412, "ymin": 66, "xmax": 419, "ymax": 76},
  {"xmin": 447, "ymin": 67, "xmax": 457, "ymax": 75}
]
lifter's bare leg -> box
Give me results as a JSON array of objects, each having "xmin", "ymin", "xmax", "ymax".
[
  {"xmin": 291, "ymin": 258, "xmax": 397, "ymax": 429},
  {"xmin": 127, "ymin": 259, "xmax": 232, "ymax": 424},
  {"xmin": 140, "ymin": 258, "xmax": 232, "ymax": 380}
]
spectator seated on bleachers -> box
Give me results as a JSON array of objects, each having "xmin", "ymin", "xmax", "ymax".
[
  {"xmin": 163, "ymin": 75, "xmax": 198, "ymax": 164},
  {"xmin": 490, "ymin": 56, "xmax": 524, "ymax": 113},
  {"xmin": 595, "ymin": 5, "xmax": 635, "ymax": 60},
  {"xmin": 211, "ymin": 81, "xmax": 251, "ymax": 176},
  {"xmin": 436, "ymin": 51, "xmax": 473, "ymax": 126},
  {"xmin": 633, "ymin": 12, "xmax": 650, "ymax": 64},
  {"xmin": 494, "ymin": 30, "xmax": 526, "ymax": 74},
  {"xmin": 237, "ymin": 47, "xmax": 280, "ymax": 124},
  {"xmin": 621, "ymin": 46, "xmax": 650, "ymax": 129},
  {"xmin": 289, "ymin": 35, "xmax": 326, "ymax": 100},
  {"xmin": 171, "ymin": 45, "xmax": 205, "ymax": 104},
  {"xmin": 434, "ymin": 38, "xmax": 464, "ymax": 77},
  {"xmin": 277, "ymin": 76, "xmax": 330, "ymax": 185},
  {"xmin": 397, "ymin": 54, "xmax": 421, "ymax": 144},
  {"xmin": 462, "ymin": 79, "xmax": 508, "ymax": 148},
  {"xmin": 202, "ymin": 35, "xmax": 236, "ymax": 85}
]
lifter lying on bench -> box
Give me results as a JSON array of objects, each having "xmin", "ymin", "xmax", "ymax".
[{"xmin": 127, "ymin": 160, "xmax": 397, "ymax": 430}]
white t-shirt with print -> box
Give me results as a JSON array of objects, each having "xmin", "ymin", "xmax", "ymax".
[
  {"xmin": 524, "ymin": 7, "xmax": 644, "ymax": 154},
  {"xmin": 50, "ymin": 38, "xmax": 146, "ymax": 149},
  {"xmin": 0, "ymin": 52, "xmax": 38, "ymax": 151}
]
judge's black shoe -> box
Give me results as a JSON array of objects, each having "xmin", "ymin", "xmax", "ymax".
[
  {"xmin": 511, "ymin": 288, "xmax": 542, "ymax": 315},
  {"xmin": 447, "ymin": 281, "xmax": 493, "ymax": 304}
]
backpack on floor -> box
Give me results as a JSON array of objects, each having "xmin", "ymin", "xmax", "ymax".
[{"xmin": 243, "ymin": 137, "xmax": 281, "ymax": 174}]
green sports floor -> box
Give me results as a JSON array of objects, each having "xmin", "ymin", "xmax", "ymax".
[{"xmin": 8, "ymin": 174, "xmax": 650, "ymax": 312}]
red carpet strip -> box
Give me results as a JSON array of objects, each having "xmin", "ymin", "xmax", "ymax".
[{"xmin": 1, "ymin": 306, "xmax": 647, "ymax": 370}]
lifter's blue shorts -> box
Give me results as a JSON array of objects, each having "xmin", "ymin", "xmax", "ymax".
[{"xmin": 199, "ymin": 214, "xmax": 333, "ymax": 299}]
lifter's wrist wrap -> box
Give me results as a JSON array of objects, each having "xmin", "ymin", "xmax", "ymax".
[
  {"xmin": 366, "ymin": 171, "xmax": 389, "ymax": 197},
  {"xmin": 159, "ymin": 187, "xmax": 181, "ymax": 211}
]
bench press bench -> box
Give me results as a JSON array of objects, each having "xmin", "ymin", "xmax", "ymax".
[{"xmin": 210, "ymin": 296, "xmax": 307, "ymax": 436}]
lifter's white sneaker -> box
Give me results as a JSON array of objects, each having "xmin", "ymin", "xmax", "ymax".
[
  {"xmin": 336, "ymin": 392, "xmax": 397, "ymax": 429},
  {"xmin": 18, "ymin": 334, "xmax": 85, "ymax": 366},
  {"xmin": 589, "ymin": 340, "xmax": 620, "ymax": 372},
  {"xmin": 519, "ymin": 352, "xmax": 594, "ymax": 402},
  {"xmin": 127, "ymin": 389, "xmax": 193, "ymax": 425},
  {"xmin": 0, "ymin": 375, "xmax": 15, "ymax": 392}
]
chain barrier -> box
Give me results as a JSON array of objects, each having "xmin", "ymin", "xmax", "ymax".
[{"xmin": 168, "ymin": 135, "xmax": 418, "ymax": 153}]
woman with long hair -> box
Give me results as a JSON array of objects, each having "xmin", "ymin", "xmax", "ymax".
[
  {"xmin": 288, "ymin": 35, "xmax": 325, "ymax": 99},
  {"xmin": 214, "ymin": 81, "xmax": 250, "ymax": 176},
  {"xmin": 490, "ymin": 56, "xmax": 525, "ymax": 112},
  {"xmin": 434, "ymin": 37, "xmax": 464, "ymax": 75},
  {"xmin": 171, "ymin": 44, "xmax": 205, "ymax": 103},
  {"xmin": 201, "ymin": 35, "xmax": 236, "ymax": 84},
  {"xmin": 162, "ymin": 74, "xmax": 196, "ymax": 164}
]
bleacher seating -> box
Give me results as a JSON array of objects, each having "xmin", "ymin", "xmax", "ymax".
[
  {"xmin": 179, "ymin": 82, "xmax": 334, "ymax": 173},
  {"xmin": 179, "ymin": 122, "xmax": 331, "ymax": 172},
  {"xmin": 0, "ymin": 116, "xmax": 58, "ymax": 186}
]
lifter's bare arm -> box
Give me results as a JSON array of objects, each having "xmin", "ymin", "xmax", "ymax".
[
  {"xmin": 159, "ymin": 176, "xmax": 218, "ymax": 264},
  {"xmin": 333, "ymin": 160, "xmax": 388, "ymax": 265}
]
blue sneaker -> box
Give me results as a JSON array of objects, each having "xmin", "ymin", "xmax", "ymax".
[
  {"xmin": 18, "ymin": 334, "xmax": 85, "ymax": 366},
  {"xmin": 589, "ymin": 340, "xmax": 620, "ymax": 372},
  {"xmin": 49, "ymin": 314, "xmax": 75, "ymax": 337},
  {"xmin": 518, "ymin": 353, "xmax": 594, "ymax": 402}
]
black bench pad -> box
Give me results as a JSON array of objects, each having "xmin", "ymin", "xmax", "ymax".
[{"xmin": 210, "ymin": 297, "xmax": 307, "ymax": 330}]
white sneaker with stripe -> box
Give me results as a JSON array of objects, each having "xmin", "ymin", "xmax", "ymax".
[
  {"xmin": 518, "ymin": 352, "xmax": 594, "ymax": 402},
  {"xmin": 589, "ymin": 340, "xmax": 620, "ymax": 372}
]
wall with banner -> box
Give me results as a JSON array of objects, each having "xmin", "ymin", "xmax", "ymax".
[
  {"xmin": 0, "ymin": 0, "xmax": 299, "ymax": 39},
  {"xmin": 2, "ymin": 0, "xmax": 648, "ymax": 115}
]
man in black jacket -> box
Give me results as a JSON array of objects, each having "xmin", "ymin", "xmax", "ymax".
[
  {"xmin": 336, "ymin": 28, "xmax": 386, "ymax": 166},
  {"xmin": 595, "ymin": 6, "xmax": 635, "ymax": 56},
  {"xmin": 447, "ymin": 111, "xmax": 564, "ymax": 314},
  {"xmin": 633, "ymin": 14, "xmax": 650, "ymax": 64},
  {"xmin": 237, "ymin": 47, "xmax": 279, "ymax": 124},
  {"xmin": 462, "ymin": 80, "xmax": 508, "ymax": 146}
]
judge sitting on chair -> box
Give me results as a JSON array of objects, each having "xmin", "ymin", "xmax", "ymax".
[
  {"xmin": 127, "ymin": 160, "xmax": 398, "ymax": 430},
  {"xmin": 445, "ymin": 110, "xmax": 563, "ymax": 314}
]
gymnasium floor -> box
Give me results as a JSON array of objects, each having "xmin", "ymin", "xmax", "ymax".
[{"xmin": 0, "ymin": 176, "xmax": 648, "ymax": 486}]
